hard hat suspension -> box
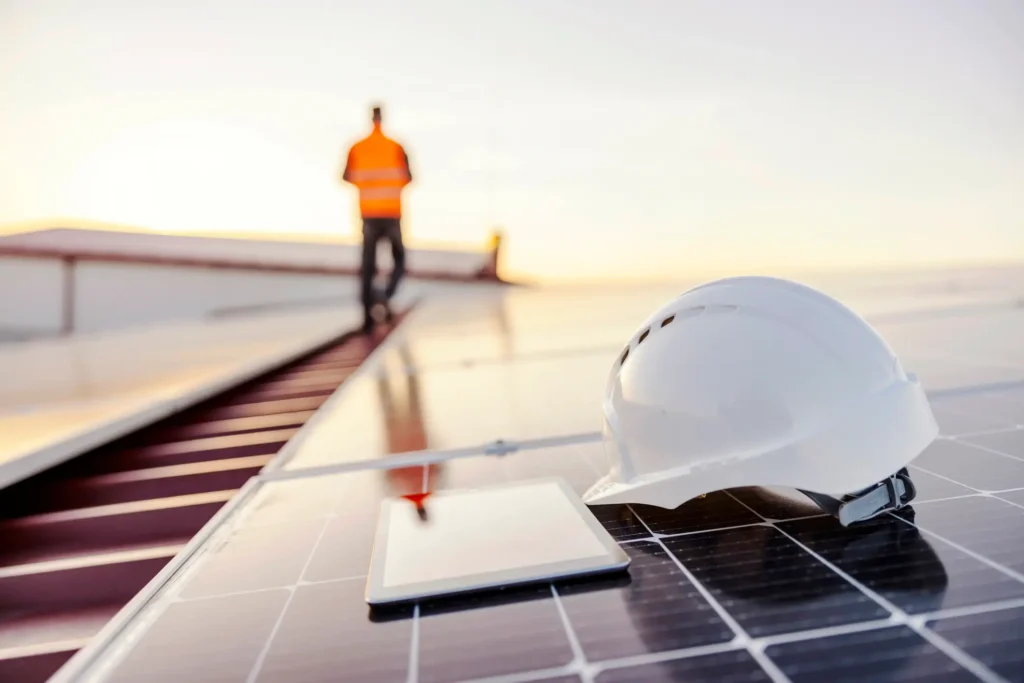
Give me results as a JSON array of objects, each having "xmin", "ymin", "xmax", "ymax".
[{"xmin": 798, "ymin": 468, "xmax": 917, "ymax": 527}]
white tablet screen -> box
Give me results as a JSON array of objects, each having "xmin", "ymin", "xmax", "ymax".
[{"xmin": 382, "ymin": 479, "xmax": 611, "ymax": 588}]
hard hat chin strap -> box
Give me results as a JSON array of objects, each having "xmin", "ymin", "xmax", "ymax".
[{"xmin": 798, "ymin": 468, "xmax": 917, "ymax": 527}]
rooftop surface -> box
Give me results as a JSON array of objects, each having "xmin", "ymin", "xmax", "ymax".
[{"xmin": 33, "ymin": 266, "xmax": 1024, "ymax": 682}]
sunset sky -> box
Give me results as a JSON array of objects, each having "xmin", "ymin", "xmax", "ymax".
[{"xmin": 1, "ymin": 0, "xmax": 1022, "ymax": 283}]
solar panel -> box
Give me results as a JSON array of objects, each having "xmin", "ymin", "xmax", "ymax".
[
  {"xmin": 59, "ymin": 424, "xmax": 1024, "ymax": 682},
  {"xmin": 271, "ymin": 348, "xmax": 612, "ymax": 472},
  {"xmin": 53, "ymin": 282, "xmax": 1024, "ymax": 683}
]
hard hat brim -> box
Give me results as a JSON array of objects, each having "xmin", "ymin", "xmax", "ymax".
[{"xmin": 585, "ymin": 375, "xmax": 939, "ymax": 511}]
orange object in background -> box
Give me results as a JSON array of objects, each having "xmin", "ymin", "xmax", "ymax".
[
  {"xmin": 384, "ymin": 463, "xmax": 444, "ymax": 519},
  {"xmin": 343, "ymin": 108, "xmax": 412, "ymax": 219}
]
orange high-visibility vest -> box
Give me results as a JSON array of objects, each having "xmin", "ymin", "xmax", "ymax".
[{"xmin": 344, "ymin": 126, "xmax": 411, "ymax": 219}]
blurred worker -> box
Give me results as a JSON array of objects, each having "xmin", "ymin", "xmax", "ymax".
[{"xmin": 341, "ymin": 104, "xmax": 414, "ymax": 334}]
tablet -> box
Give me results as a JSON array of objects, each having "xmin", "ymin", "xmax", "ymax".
[{"xmin": 365, "ymin": 477, "xmax": 630, "ymax": 605}]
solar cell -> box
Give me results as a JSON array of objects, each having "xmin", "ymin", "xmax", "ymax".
[
  {"xmin": 389, "ymin": 287, "xmax": 677, "ymax": 369},
  {"xmin": 727, "ymin": 486, "xmax": 824, "ymax": 521},
  {"xmin": 257, "ymin": 580, "xmax": 413, "ymax": 683},
  {"xmin": 904, "ymin": 468, "xmax": 977, "ymax": 502},
  {"xmin": 927, "ymin": 605, "xmax": 1024, "ymax": 682},
  {"xmin": 594, "ymin": 650, "xmax": 769, "ymax": 683},
  {"xmin": 959, "ymin": 428, "xmax": 1024, "ymax": 459},
  {"xmin": 556, "ymin": 541, "xmax": 733, "ymax": 660},
  {"xmin": 937, "ymin": 395, "xmax": 1024, "ymax": 426},
  {"xmin": 900, "ymin": 497, "xmax": 1024, "ymax": 576},
  {"xmin": 61, "ymin": 434, "xmax": 1024, "ymax": 682},
  {"xmin": 417, "ymin": 585, "xmax": 575, "ymax": 682},
  {"xmin": 929, "ymin": 407, "xmax": 1017, "ymax": 437},
  {"xmin": 104, "ymin": 589, "xmax": 290, "ymax": 683},
  {"xmin": 663, "ymin": 526, "xmax": 890, "ymax": 637},
  {"xmin": 764, "ymin": 626, "xmax": 973, "ymax": 682},
  {"xmin": 994, "ymin": 488, "xmax": 1024, "ymax": 508},
  {"xmin": 630, "ymin": 492, "xmax": 761, "ymax": 536},
  {"xmin": 780, "ymin": 514, "xmax": 1024, "ymax": 613},
  {"xmin": 177, "ymin": 517, "xmax": 327, "ymax": 600},
  {"xmin": 51, "ymin": 285, "xmax": 1024, "ymax": 683},
  {"xmin": 912, "ymin": 439, "xmax": 1024, "ymax": 491}
]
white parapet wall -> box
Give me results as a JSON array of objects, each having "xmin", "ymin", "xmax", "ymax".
[
  {"xmin": 0, "ymin": 255, "xmax": 67, "ymax": 338},
  {"xmin": 0, "ymin": 227, "xmax": 503, "ymax": 338}
]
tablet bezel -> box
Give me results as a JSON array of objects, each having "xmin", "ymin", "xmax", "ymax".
[{"xmin": 365, "ymin": 477, "xmax": 631, "ymax": 605}]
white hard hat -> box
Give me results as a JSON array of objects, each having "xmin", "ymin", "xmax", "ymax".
[{"xmin": 582, "ymin": 276, "xmax": 938, "ymax": 526}]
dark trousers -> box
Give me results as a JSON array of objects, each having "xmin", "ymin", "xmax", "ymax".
[{"xmin": 360, "ymin": 217, "xmax": 405, "ymax": 322}]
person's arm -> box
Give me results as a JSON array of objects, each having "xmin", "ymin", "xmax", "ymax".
[
  {"xmin": 341, "ymin": 147, "xmax": 355, "ymax": 184},
  {"xmin": 401, "ymin": 147, "xmax": 413, "ymax": 185}
]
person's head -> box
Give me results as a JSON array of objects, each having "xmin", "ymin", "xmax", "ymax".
[{"xmin": 371, "ymin": 104, "xmax": 383, "ymax": 125}]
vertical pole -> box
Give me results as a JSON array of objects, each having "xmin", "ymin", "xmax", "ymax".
[{"xmin": 62, "ymin": 257, "xmax": 76, "ymax": 335}]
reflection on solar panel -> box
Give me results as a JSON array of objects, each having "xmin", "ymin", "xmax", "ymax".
[
  {"xmin": 0, "ymin": 320, "xmax": 404, "ymax": 683},
  {"xmin": 47, "ymin": 280, "xmax": 1024, "ymax": 683}
]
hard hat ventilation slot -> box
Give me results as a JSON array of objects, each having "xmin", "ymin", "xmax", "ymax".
[
  {"xmin": 620, "ymin": 347, "xmax": 629, "ymax": 366},
  {"xmin": 661, "ymin": 315, "xmax": 675, "ymax": 327},
  {"xmin": 638, "ymin": 328, "xmax": 650, "ymax": 344}
]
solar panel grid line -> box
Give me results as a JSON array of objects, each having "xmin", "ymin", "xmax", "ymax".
[
  {"xmin": 886, "ymin": 490, "xmax": 982, "ymax": 507},
  {"xmin": 36, "ymin": 485, "xmax": 1011, "ymax": 679},
  {"xmin": 622, "ymin": 504, "xmax": 792, "ymax": 683},
  {"xmin": 724, "ymin": 491, "xmax": 1006, "ymax": 683},
  {"xmin": 580, "ymin": 641, "xmax": 744, "ymax": 680},
  {"xmin": 62, "ymin": 472, "xmax": 367, "ymax": 683},
  {"xmin": 74, "ymin": 573, "xmax": 1024, "ymax": 683},
  {"xmin": 243, "ymin": 508, "xmax": 335, "ymax": 683},
  {"xmin": 407, "ymin": 604, "xmax": 421, "ymax": 683},
  {"xmin": 912, "ymin": 442, "xmax": 1024, "ymax": 492},
  {"xmin": 631, "ymin": 520, "xmax": 777, "ymax": 540},
  {"xmin": 925, "ymin": 606, "xmax": 1024, "ymax": 683},
  {"xmin": 752, "ymin": 617, "xmax": 896, "ymax": 647},
  {"xmin": 549, "ymin": 585, "xmax": 593, "ymax": 682},
  {"xmin": 447, "ymin": 664, "xmax": 582, "ymax": 683},
  {"xmin": 994, "ymin": 488, "xmax": 1024, "ymax": 508},
  {"xmin": 243, "ymin": 587, "xmax": 297, "ymax": 683},
  {"xmin": 170, "ymin": 579, "xmax": 331, "ymax": 604},
  {"xmin": 945, "ymin": 426, "xmax": 1024, "ymax": 439},
  {"xmin": 44, "ymin": 370, "xmax": 1024, "ymax": 679},
  {"xmin": 46, "ymin": 474, "xmax": 266, "ymax": 683},
  {"xmin": 910, "ymin": 463, "xmax": 985, "ymax": 493},
  {"xmin": 950, "ymin": 438, "xmax": 1024, "ymax": 465},
  {"xmin": 404, "ymin": 465, "xmax": 428, "ymax": 683},
  {"xmin": 912, "ymin": 596, "xmax": 1024, "ymax": 624},
  {"xmin": 94, "ymin": 454, "xmax": 1007, "ymax": 643},
  {"xmin": 987, "ymin": 493, "xmax": 1024, "ymax": 514},
  {"xmin": 887, "ymin": 508, "xmax": 1024, "ymax": 585}
]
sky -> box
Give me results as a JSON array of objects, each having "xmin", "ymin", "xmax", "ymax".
[{"xmin": 1, "ymin": 0, "xmax": 1022, "ymax": 283}]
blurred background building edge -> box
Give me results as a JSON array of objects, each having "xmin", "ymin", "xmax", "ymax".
[{"xmin": 0, "ymin": 223, "xmax": 508, "ymax": 342}]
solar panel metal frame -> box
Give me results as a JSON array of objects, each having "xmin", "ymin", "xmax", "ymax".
[{"xmin": 364, "ymin": 476, "xmax": 630, "ymax": 605}]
